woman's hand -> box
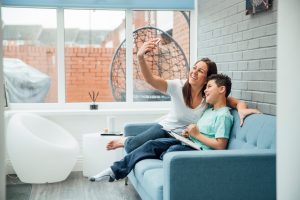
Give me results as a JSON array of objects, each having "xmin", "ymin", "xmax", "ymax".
[
  {"xmin": 137, "ymin": 38, "xmax": 160, "ymax": 58},
  {"xmin": 238, "ymin": 108, "xmax": 261, "ymax": 126},
  {"xmin": 136, "ymin": 38, "xmax": 167, "ymax": 93}
]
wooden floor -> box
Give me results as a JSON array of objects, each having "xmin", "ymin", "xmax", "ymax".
[{"xmin": 8, "ymin": 172, "xmax": 141, "ymax": 200}]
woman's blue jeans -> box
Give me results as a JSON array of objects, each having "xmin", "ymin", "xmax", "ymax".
[{"xmin": 124, "ymin": 123, "xmax": 170, "ymax": 153}]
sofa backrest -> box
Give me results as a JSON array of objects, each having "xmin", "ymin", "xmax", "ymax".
[{"xmin": 228, "ymin": 109, "xmax": 276, "ymax": 150}]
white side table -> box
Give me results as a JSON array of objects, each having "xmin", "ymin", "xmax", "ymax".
[{"xmin": 82, "ymin": 133, "xmax": 123, "ymax": 177}]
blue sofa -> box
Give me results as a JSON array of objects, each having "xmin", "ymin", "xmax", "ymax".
[{"xmin": 124, "ymin": 109, "xmax": 276, "ymax": 200}]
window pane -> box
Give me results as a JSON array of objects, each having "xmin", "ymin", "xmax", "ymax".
[
  {"xmin": 132, "ymin": 11, "xmax": 190, "ymax": 102},
  {"xmin": 64, "ymin": 10, "xmax": 126, "ymax": 102},
  {"xmin": 2, "ymin": 7, "xmax": 57, "ymax": 103}
]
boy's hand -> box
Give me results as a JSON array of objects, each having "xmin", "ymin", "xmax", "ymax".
[
  {"xmin": 185, "ymin": 124, "xmax": 199, "ymax": 137},
  {"xmin": 181, "ymin": 130, "xmax": 189, "ymax": 138}
]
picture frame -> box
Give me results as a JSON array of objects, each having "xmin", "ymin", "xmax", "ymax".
[{"xmin": 246, "ymin": 0, "xmax": 273, "ymax": 15}]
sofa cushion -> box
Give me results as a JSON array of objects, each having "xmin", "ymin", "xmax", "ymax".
[
  {"xmin": 143, "ymin": 168, "xmax": 163, "ymax": 200},
  {"xmin": 132, "ymin": 159, "xmax": 163, "ymax": 199},
  {"xmin": 228, "ymin": 110, "xmax": 276, "ymax": 150},
  {"xmin": 133, "ymin": 159, "xmax": 162, "ymax": 182}
]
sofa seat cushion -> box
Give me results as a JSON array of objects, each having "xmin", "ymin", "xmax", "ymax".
[
  {"xmin": 133, "ymin": 159, "xmax": 163, "ymax": 199},
  {"xmin": 133, "ymin": 159, "xmax": 162, "ymax": 181},
  {"xmin": 143, "ymin": 168, "xmax": 163, "ymax": 200}
]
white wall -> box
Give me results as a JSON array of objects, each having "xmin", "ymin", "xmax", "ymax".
[
  {"xmin": 0, "ymin": 3, "xmax": 6, "ymax": 200},
  {"xmin": 277, "ymin": 0, "xmax": 300, "ymax": 199}
]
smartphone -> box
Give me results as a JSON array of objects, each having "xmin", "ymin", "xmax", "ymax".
[{"xmin": 155, "ymin": 38, "xmax": 161, "ymax": 45}]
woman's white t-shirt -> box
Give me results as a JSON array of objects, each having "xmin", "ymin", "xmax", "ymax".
[{"xmin": 158, "ymin": 79, "xmax": 208, "ymax": 130}]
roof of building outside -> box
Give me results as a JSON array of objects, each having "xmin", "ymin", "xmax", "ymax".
[{"xmin": 3, "ymin": 25, "xmax": 109, "ymax": 46}]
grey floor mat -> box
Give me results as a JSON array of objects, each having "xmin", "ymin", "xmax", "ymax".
[{"xmin": 6, "ymin": 174, "xmax": 31, "ymax": 200}]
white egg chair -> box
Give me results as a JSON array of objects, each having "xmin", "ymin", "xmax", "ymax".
[{"xmin": 6, "ymin": 113, "xmax": 79, "ymax": 183}]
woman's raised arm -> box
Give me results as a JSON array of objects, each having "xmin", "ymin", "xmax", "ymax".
[{"xmin": 137, "ymin": 39, "xmax": 168, "ymax": 93}]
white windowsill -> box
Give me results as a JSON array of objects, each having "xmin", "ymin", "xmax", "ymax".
[
  {"xmin": 5, "ymin": 108, "xmax": 169, "ymax": 116},
  {"xmin": 4, "ymin": 102, "xmax": 171, "ymax": 116},
  {"xmin": 6, "ymin": 101, "xmax": 170, "ymax": 108}
]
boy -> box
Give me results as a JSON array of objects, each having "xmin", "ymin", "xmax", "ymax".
[
  {"xmin": 89, "ymin": 74, "xmax": 233, "ymax": 182},
  {"xmin": 182, "ymin": 73, "xmax": 233, "ymax": 150}
]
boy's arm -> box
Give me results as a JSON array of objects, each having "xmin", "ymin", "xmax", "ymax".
[{"xmin": 186, "ymin": 124, "xmax": 228, "ymax": 150}]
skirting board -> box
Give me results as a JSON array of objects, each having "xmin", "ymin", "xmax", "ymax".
[{"xmin": 5, "ymin": 156, "xmax": 84, "ymax": 175}]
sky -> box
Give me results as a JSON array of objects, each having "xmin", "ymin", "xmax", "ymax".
[{"xmin": 2, "ymin": 7, "xmax": 173, "ymax": 31}]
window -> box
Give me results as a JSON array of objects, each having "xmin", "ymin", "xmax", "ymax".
[
  {"xmin": 131, "ymin": 10, "xmax": 190, "ymax": 102},
  {"xmin": 2, "ymin": 7, "xmax": 192, "ymax": 106},
  {"xmin": 2, "ymin": 7, "xmax": 57, "ymax": 103},
  {"xmin": 64, "ymin": 10, "xmax": 125, "ymax": 102}
]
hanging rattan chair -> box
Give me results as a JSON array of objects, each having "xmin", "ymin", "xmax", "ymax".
[{"xmin": 110, "ymin": 26, "xmax": 189, "ymax": 102}]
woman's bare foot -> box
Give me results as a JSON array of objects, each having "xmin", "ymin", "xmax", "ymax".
[{"xmin": 106, "ymin": 137, "xmax": 127, "ymax": 150}]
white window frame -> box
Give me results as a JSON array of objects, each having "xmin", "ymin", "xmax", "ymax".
[
  {"xmin": 57, "ymin": 8, "xmax": 66, "ymax": 105},
  {"xmin": 5, "ymin": 7, "xmax": 197, "ymax": 110}
]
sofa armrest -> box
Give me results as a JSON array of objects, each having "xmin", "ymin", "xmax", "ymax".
[
  {"xmin": 124, "ymin": 123, "xmax": 157, "ymax": 137},
  {"xmin": 163, "ymin": 149, "xmax": 276, "ymax": 200}
]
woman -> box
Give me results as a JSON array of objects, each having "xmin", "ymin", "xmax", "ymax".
[{"xmin": 107, "ymin": 38, "xmax": 259, "ymax": 153}]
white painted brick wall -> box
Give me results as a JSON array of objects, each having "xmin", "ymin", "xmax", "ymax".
[{"xmin": 198, "ymin": 0, "xmax": 277, "ymax": 115}]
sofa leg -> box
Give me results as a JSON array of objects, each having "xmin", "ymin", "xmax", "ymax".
[{"xmin": 125, "ymin": 177, "xmax": 128, "ymax": 186}]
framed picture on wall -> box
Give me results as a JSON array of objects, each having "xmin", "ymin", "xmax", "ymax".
[{"xmin": 246, "ymin": 0, "xmax": 273, "ymax": 15}]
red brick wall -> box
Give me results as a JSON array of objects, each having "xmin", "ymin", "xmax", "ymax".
[
  {"xmin": 65, "ymin": 47, "xmax": 114, "ymax": 102},
  {"xmin": 173, "ymin": 12, "xmax": 190, "ymax": 65},
  {"xmin": 4, "ymin": 45, "xmax": 115, "ymax": 103},
  {"xmin": 134, "ymin": 12, "xmax": 147, "ymax": 29}
]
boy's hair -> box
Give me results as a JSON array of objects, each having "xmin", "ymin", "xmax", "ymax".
[{"xmin": 207, "ymin": 74, "xmax": 232, "ymax": 97}]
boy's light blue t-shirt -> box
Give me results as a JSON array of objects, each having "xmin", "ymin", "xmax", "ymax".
[{"xmin": 190, "ymin": 107, "xmax": 233, "ymax": 150}]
